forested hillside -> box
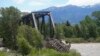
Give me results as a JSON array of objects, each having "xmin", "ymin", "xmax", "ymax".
[{"xmin": 43, "ymin": 4, "xmax": 100, "ymax": 24}]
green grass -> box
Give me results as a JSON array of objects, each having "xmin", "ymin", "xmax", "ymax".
[
  {"xmin": 65, "ymin": 38, "xmax": 86, "ymax": 43},
  {"xmin": 28, "ymin": 48, "xmax": 81, "ymax": 56},
  {"xmin": 0, "ymin": 51, "xmax": 22, "ymax": 56},
  {"xmin": 0, "ymin": 48, "xmax": 81, "ymax": 56},
  {"xmin": 0, "ymin": 51, "xmax": 8, "ymax": 56}
]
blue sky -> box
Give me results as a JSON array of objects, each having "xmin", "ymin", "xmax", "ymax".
[{"xmin": 0, "ymin": 0, "xmax": 100, "ymax": 12}]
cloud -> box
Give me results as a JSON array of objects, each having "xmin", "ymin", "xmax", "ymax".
[
  {"xmin": 12, "ymin": 0, "xmax": 100, "ymax": 6},
  {"xmin": 29, "ymin": 1, "xmax": 45, "ymax": 6},
  {"xmin": 28, "ymin": 0, "xmax": 68, "ymax": 7},
  {"xmin": 28, "ymin": 0, "xmax": 53, "ymax": 7},
  {"xmin": 66, "ymin": 0, "xmax": 100, "ymax": 6},
  {"xmin": 12, "ymin": 0, "xmax": 25, "ymax": 4},
  {"xmin": 11, "ymin": 0, "xmax": 100, "ymax": 12},
  {"xmin": 21, "ymin": 9, "xmax": 31, "ymax": 12}
]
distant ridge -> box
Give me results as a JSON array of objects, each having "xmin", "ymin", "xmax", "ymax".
[{"xmin": 42, "ymin": 4, "xmax": 100, "ymax": 24}]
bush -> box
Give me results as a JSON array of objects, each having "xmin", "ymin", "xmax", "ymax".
[
  {"xmin": 16, "ymin": 25, "xmax": 44, "ymax": 55},
  {"xmin": 17, "ymin": 25, "xmax": 43, "ymax": 48},
  {"xmin": 17, "ymin": 37, "xmax": 32, "ymax": 56}
]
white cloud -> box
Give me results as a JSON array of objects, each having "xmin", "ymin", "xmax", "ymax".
[
  {"xmin": 21, "ymin": 9, "xmax": 31, "ymax": 12},
  {"xmin": 12, "ymin": 0, "xmax": 25, "ymax": 4},
  {"xmin": 12, "ymin": 0, "xmax": 100, "ymax": 6},
  {"xmin": 29, "ymin": 1, "xmax": 45, "ymax": 6},
  {"xmin": 66, "ymin": 0, "xmax": 100, "ymax": 6},
  {"xmin": 28, "ymin": 0, "xmax": 53, "ymax": 7},
  {"xmin": 28, "ymin": 0, "xmax": 100, "ymax": 7},
  {"xmin": 11, "ymin": 0, "xmax": 100, "ymax": 11}
]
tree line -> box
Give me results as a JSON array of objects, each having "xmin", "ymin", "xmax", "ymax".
[{"xmin": 56, "ymin": 11, "xmax": 100, "ymax": 42}]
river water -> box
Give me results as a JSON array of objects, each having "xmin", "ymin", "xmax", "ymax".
[{"xmin": 71, "ymin": 43, "xmax": 100, "ymax": 56}]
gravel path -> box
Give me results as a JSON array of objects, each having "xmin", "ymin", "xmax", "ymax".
[{"xmin": 71, "ymin": 43, "xmax": 100, "ymax": 56}]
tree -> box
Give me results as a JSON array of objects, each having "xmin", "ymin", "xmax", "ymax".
[
  {"xmin": 92, "ymin": 11, "xmax": 100, "ymax": 19},
  {"xmin": 65, "ymin": 20, "xmax": 71, "ymax": 26},
  {"xmin": 92, "ymin": 11, "xmax": 100, "ymax": 26},
  {"xmin": 88, "ymin": 24, "xmax": 97, "ymax": 38},
  {"xmin": 80, "ymin": 16, "xmax": 97, "ymax": 39},
  {"xmin": 0, "ymin": 6, "xmax": 21, "ymax": 49},
  {"xmin": 55, "ymin": 24, "xmax": 65, "ymax": 39},
  {"xmin": 63, "ymin": 25, "xmax": 73, "ymax": 38},
  {"xmin": 92, "ymin": 11, "xmax": 100, "ymax": 36},
  {"xmin": 73, "ymin": 24, "xmax": 82, "ymax": 37}
]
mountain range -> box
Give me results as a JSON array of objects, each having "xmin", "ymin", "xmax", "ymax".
[{"xmin": 43, "ymin": 4, "xmax": 100, "ymax": 24}]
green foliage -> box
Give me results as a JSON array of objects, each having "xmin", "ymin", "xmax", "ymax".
[
  {"xmin": 17, "ymin": 25, "xmax": 32, "ymax": 55},
  {"xmin": 92, "ymin": 11, "xmax": 100, "ymax": 19},
  {"xmin": 0, "ymin": 6, "xmax": 21, "ymax": 49},
  {"xmin": 55, "ymin": 24, "xmax": 65, "ymax": 39},
  {"xmin": 16, "ymin": 25, "xmax": 44, "ymax": 55},
  {"xmin": 65, "ymin": 20, "xmax": 71, "ymax": 26},
  {"xmin": 62, "ymin": 13, "xmax": 100, "ymax": 42},
  {"xmin": 17, "ymin": 37, "xmax": 32, "ymax": 56},
  {"xmin": 0, "ymin": 51, "xmax": 8, "ymax": 56},
  {"xmin": 63, "ymin": 25, "xmax": 73, "ymax": 38},
  {"xmin": 28, "ymin": 48, "xmax": 81, "ymax": 56},
  {"xmin": 21, "ymin": 25, "xmax": 43, "ymax": 48},
  {"xmin": 92, "ymin": 11, "xmax": 100, "ymax": 26},
  {"xmin": 80, "ymin": 16, "xmax": 97, "ymax": 39},
  {"xmin": 97, "ymin": 27, "xmax": 100, "ymax": 36},
  {"xmin": 73, "ymin": 24, "xmax": 82, "ymax": 37}
]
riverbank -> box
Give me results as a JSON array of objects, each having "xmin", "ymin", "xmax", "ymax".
[{"xmin": 71, "ymin": 43, "xmax": 100, "ymax": 56}]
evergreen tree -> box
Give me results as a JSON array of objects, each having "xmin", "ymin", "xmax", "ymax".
[
  {"xmin": 92, "ymin": 11, "xmax": 100, "ymax": 26},
  {"xmin": 65, "ymin": 20, "xmax": 71, "ymax": 26},
  {"xmin": 74, "ymin": 24, "xmax": 82, "ymax": 37},
  {"xmin": 80, "ymin": 16, "xmax": 97, "ymax": 39},
  {"xmin": 55, "ymin": 24, "xmax": 65, "ymax": 39},
  {"xmin": 63, "ymin": 25, "xmax": 73, "ymax": 38}
]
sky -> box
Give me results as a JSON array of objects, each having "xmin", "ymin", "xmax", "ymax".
[{"xmin": 0, "ymin": 0, "xmax": 100, "ymax": 12}]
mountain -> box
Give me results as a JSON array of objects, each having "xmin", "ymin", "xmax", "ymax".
[{"xmin": 43, "ymin": 4, "xmax": 100, "ymax": 24}]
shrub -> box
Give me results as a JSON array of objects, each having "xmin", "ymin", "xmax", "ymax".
[
  {"xmin": 17, "ymin": 25, "xmax": 43, "ymax": 48},
  {"xmin": 16, "ymin": 25, "xmax": 44, "ymax": 55},
  {"xmin": 17, "ymin": 35, "xmax": 32, "ymax": 56}
]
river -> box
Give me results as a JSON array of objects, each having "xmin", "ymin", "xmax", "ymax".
[{"xmin": 71, "ymin": 43, "xmax": 100, "ymax": 56}]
